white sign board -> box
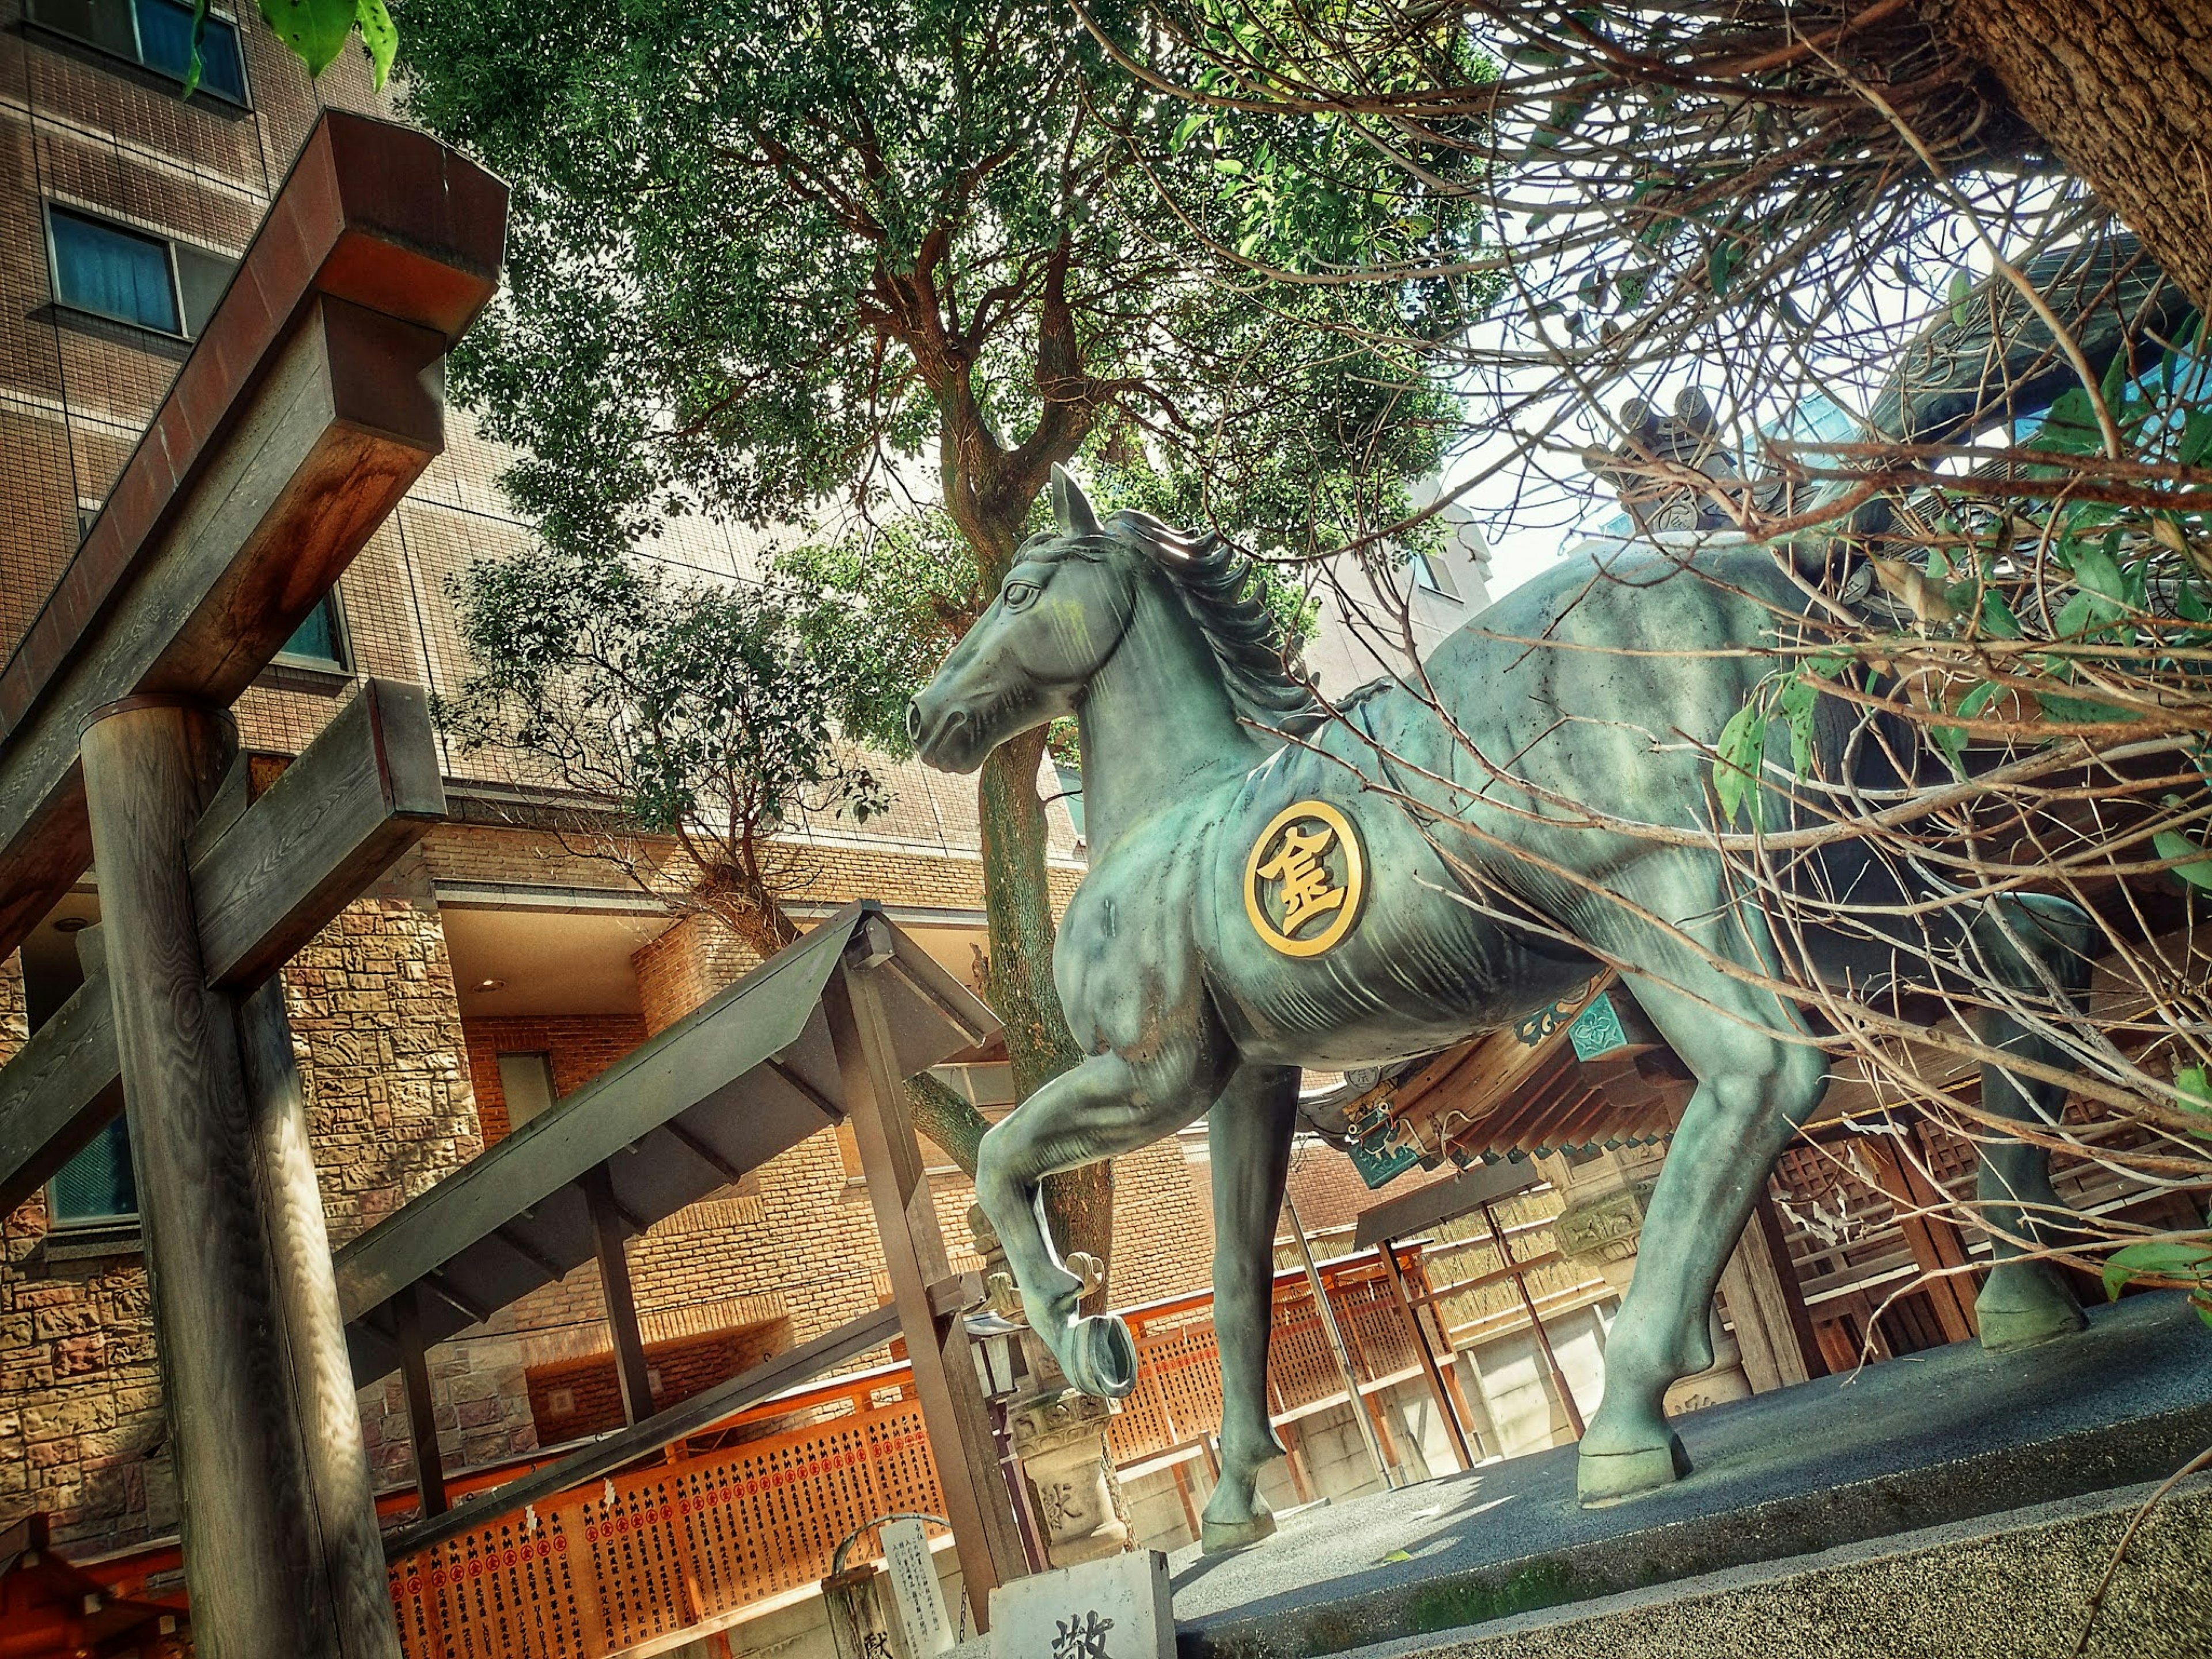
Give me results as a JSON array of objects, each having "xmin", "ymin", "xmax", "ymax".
[
  {"xmin": 989, "ymin": 1550, "xmax": 1175, "ymax": 1659},
  {"xmin": 881, "ymin": 1517, "xmax": 955, "ymax": 1657}
]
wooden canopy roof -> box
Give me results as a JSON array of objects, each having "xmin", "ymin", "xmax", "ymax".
[{"xmin": 334, "ymin": 902, "xmax": 997, "ymax": 1383}]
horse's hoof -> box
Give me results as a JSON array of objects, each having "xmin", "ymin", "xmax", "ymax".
[
  {"xmin": 1575, "ymin": 1433, "xmax": 1691, "ymax": 1508},
  {"xmin": 1977, "ymin": 1262, "xmax": 2086, "ymax": 1353},
  {"xmin": 1200, "ymin": 1509, "xmax": 1277, "ymax": 1554},
  {"xmin": 1063, "ymin": 1313, "xmax": 1138, "ymax": 1399}
]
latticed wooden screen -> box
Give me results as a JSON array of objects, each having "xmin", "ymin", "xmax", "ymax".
[
  {"xmin": 389, "ymin": 1398, "xmax": 944, "ymax": 1658},
  {"xmin": 392, "ymin": 1253, "xmax": 1417, "ymax": 1657},
  {"xmin": 1109, "ymin": 1257, "xmax": 1421, "ymax": 1465}
]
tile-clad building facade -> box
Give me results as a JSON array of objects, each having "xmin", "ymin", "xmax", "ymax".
[{"xmin": 0, "ymin": 0, "xmax": 1217, "ymax": 1562}]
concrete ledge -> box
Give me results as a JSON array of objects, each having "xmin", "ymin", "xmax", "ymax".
[
  {"xmin": 1336, "ymin": 1476, "xmax": 2212, "ymax": 1659},
  {"xmin": 1172, "ymin": 1295, "xmax": 2212, "ymax": 1657}
]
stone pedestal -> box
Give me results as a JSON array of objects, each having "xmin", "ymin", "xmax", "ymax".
[
  {"xmin": 969, "ymin": 1207, "xmax": 1135, "ymax": 1569},
  {"xmin": 1008, "ymin": 1371, "xmax": 1129, "ymax": 1567}
]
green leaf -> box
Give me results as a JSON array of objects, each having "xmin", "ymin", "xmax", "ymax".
[
  {"xmin": 2179, "ymin": 1065, "xmax": 2211, "ymax": 1113},
  {"xmin": 2153, "ymin": 829, "xmax": 2212, "ymax": 889},
  {"xmin": 2069, "ymin": 543, "xmax": 2130, "ymax": 604},
  {"xmin": 260, "ymin": 0, "xmax": 362, "ymax": 75},
  {"xmin": 1947, "ymin": 268, "xmax": 1974, "ymax": 328},
  {"xmin": 357, "ymin": 0, "xmax": 395, "ymax": 89},
  {"xmin": 1929, "ymin": 721, "xmax": 1968, "ymax": 775},
  {"xmin": 2181, "ymin": 408, "xmax": 2212, "ymax": 468},
  {"xmin": 2099, "ymin": 347, "xmax": 2130, "ymax": 413},
  {"xmin": 2102, "ymin": 1239, "xmax": 2212, "ymax": 1302},
  {"xmin": 1980, "ymin": 589, "xmax": 2022, "ymax": 639},
  {"xmin": 1714, "ymin": 701, "xmax": 1766, "ymax": 828},
  {"xmin": 1709, "ymin": 240, "xmax": 1738, "ymax": 298},
  {"xmin": 1956, "ymin": 679, "xmax": 2003, "ymax": 721},
  {"xmin": 184, "ymin": 0, "xmax": 210, "ymax": 94},
  {"xmin": 2030, "ymin": 387, "xmax": 2103, "ymax": 457},
  {"xmin": 1778, "ymin": 676, "xmax": 1819, "ymax": 775}
]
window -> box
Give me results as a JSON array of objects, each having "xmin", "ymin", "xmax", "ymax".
[
  {"xmin": 498, "ymin": 1052, "xmax": 558, "ymax": 1131},
  {"xmin": 51, "ymin": 1116, "xmax": 138, "ymax": 1228},
  {"xmin": 26, "ymin": 0, "xmax": 248, "ymax": 104},
  {"xmin": 276, "ymin": 594, "xmax": 347, "ymax": 671},
  {"xmin": 47, "ymin": 206, "xmax": 237, "ymax": 340},
  {"xmin": 49, "ymin": 208, "xmax": 179, "ymax": 334},
  {"xmin": 1408, "ymin": 550, "xmax": 1461, "ymax": 601}
]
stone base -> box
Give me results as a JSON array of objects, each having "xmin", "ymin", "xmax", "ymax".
[
  {"xmin": 1336, "ymin": 1478, "xmax": 2212, "ymax": 1659},
  {"xmin": 1171, "ymin": 1294, "xmax": 2212, "ymax": 1659}
]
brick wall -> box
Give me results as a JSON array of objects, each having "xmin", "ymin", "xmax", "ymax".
[
  {"xmin": 524, "ymin": 1320, "xmax": 787, "ymax": 1444},
  {"xmin": 462, "ymin": 1012, "xmax": 648, "ymax": 1143}
]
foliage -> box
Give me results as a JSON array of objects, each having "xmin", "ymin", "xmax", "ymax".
[
  {"xmin": 436, "ymin": 547, "xmax": 889, "ymax": 952},
  {"xmin": 389, "ymin": 0, "xmax": 1485, "ymax": 571},
  {"xmin": 191, "ymin": 0, "xmax": 392, "ymax": 93}
]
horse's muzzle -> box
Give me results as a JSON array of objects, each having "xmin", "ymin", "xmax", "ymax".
[{"xmin": 906, "ymin": 694, "xmax": 980, "ymax": 771}]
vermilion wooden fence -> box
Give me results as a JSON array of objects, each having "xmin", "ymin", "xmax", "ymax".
[{"xmin": 384, "ymin": 1247, "xmax": 1433, "ymax": 1658}]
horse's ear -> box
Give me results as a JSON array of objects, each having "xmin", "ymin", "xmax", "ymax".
[{"xmin": 1050, "ymin": 464, "xmax": 1103, "ymax": 539}]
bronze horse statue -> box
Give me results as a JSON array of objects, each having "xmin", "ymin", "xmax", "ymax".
[{"xmin": 909, "ymin": 467, "xmax": 2091, "ymax": 1546}]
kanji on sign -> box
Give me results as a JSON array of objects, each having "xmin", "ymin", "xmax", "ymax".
[{"xmin": 1050, "ymin": 1610, "xmax": 1117, "ymax": 1659}]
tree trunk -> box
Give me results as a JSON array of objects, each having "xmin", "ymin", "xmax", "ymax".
[
  {"xmin": 1934, "ymin": 0, "xmax": 2212, "ymax": 313},
  {"xmin": 979, "ymin": 727, "xmax": 1116, "ymax": 1306}
]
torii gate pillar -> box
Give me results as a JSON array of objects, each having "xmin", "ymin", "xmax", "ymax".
[{"xmin": 81, "ymin": 698, "xmax": 396, "ymax": 1659}]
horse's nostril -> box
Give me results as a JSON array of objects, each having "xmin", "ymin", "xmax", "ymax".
[{"xmin": 906, "ymin": 700, "xmax": 927, "ymax": 744}]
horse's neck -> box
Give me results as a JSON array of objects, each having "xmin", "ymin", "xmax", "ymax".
[{"xmin": 1077, "ymin": 584, "xmax": 1259, "ymax": 855}]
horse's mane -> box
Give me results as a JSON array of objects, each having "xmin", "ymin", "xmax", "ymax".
[{"xmin": 1104, "ymin": 509, "xmax": 1328, "ymax": 738}]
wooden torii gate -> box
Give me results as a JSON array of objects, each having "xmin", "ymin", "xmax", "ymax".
[
  {"xmin": 0, "ymin": 111, "xmax": 1022, "ymax": 1654},
  {"xmin": 0, "ymin": 111, "xmax": 504, "ymax": 1659}
]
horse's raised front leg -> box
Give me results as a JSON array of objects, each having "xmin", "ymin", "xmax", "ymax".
[
  {"xmin": 976, "ymin": 1046, "xmax": 1224, "ymax": 1397},
  {"xmin": 1198, "ymin": 1063, "xmax": 1299, "ymax": 1552},
  {"xmin": 1578, "ymin": 966, "xmax": 1830, "ymax": 1505},
  {"xmin": 1968, "ymin": 893, "xmax": 2094, "ymax": 1350}
]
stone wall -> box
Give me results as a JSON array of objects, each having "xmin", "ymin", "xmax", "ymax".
[
  {"xmin": 0, "ymin": 952, "xmax": 176, "ymax": 1551},
  {"xmin": 284, "ymin": 854, "xmax": 484, "ymax": 1244}
]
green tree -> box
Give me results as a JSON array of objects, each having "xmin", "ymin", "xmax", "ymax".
[
  {"xmin": 437, "ymin": 551, "xmax": 897, "ymax": 958},
  {"xmin": 391, "ymin": 0, "xmax": 1486, "ymax": 1278}
]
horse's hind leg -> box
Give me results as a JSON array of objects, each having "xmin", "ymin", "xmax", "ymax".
[
  {"xmin": 1198, "ymin": 1064, "xmax": 1299, "ymax": 1552},
  {"xmin": 1967, "ymin": 893, "xmax": 2094, "ymax": 1350},
  {"xmin": 1576, "ymin": 958, "xmax": 1830, "ymax": 1505}
]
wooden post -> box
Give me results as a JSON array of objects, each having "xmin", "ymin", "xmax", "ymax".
[
  {"xmin": 824, "ymin": 929, "xmax": 1025, "ymax": 1626},
  {"xmin": 1285, "ymin": 1194, "xmax": 1395, "ymax": 1489},
  {"xmin": 236, "ymin": 976, "xmax": 403, "ymax": 1654},
  {"xmin": 584, "ymin": 1164, "xmax": 657, "ymax": 1424},
  {"xmin": 1862, "ymin": 1140, "xmax": 1979, "ymax": 1344},
  {"xmin": 1376, "ymin": 1238, "xmax": 1472, "ymax": 1471},
  {"xmin": 79, "ymin": 698, "xmax": 361, "ymax": 1657},
  {"xmin": 393, "ymin": 1283, "xmax": 449, "ymax": 1520},
  {"xmin": 1483, "ymin": 1202, "xmax": 1585, "ymax": 1438}
]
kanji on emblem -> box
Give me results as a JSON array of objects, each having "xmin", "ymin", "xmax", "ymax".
[
  {"xmin": 1050, "ymin": 1610, "xmax": 1116, "ymax": 1659},
  {"xmin": 1255, "ymin": 821, "xmax": 1344, "ymax": 935}
]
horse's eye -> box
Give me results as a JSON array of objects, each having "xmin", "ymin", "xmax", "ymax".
[{"xmin": 1003, "ymin": 581, "xmax": 1040, "ymax": 609}]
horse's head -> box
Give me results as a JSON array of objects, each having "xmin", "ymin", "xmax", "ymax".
[{"xmin": 908, "ymin": 467, "xmax": 1141, "ymax": 772}]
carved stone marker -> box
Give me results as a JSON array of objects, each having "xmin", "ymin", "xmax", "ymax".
[
  {"xmin": 881, "ymin": 1516, "xmax": 956, "ymax": 1657},
  {"xmin": 988, "ymin": 1550, "xmax": 1175, "ymax": 1659}
]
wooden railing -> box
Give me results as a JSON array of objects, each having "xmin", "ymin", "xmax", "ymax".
[
  {"xmin": 385, "ymin": 1248, "xmax": 1427, "ymax": 1658},
  {"xmin": 387, "ymin": 1369, "xmax": 946, "ymax": 1659}
]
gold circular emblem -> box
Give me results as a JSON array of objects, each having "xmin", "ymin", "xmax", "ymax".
[{"xmin": 1244, "ymin": 801, "xmax": 1366, "ymax": 957}]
